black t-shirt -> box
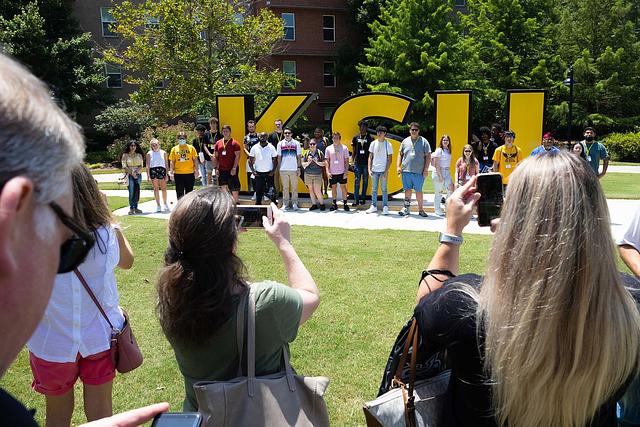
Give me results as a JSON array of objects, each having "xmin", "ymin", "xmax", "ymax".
[
  {"xmin": 476, "ymin": 141, "xmax": 498, "ymax": 167},
  {"xmin": 352, "ymin": 133, "xmax": 373, "ymax": 166},
  {"xmin": 204, "ymin": 131, "xmax": 222, "ymax": 158},
  {"xmin": 415, "ymin": 273, "xmax": 638, "ymax": 427},
  {"xmin": 268, "ymin": 131, "xmax": 284, "ymax": 148},
  {"xmin": 0, "ymin": 388, "xmax": 38, "ymax": 426},
  {"xmin": 192, "ymin": 136, "xmax": 212, "ymax": 161},
  {"xmin": 244, "ymin": 133, "xmax": 260, "ymax": 156}
]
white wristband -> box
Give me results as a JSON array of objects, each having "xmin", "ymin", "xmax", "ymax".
[{"xmin": 439, "ymin": 232, "xmax": 463, "ymax": 245}]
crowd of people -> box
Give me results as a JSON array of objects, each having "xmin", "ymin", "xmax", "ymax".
[
  {"xmin": 2, "ymin": 49, "xmax": 639, "ymax": 427},
  {"xmin": 122, "ymin": 116, "xmax": 611, "ymax": 220}
]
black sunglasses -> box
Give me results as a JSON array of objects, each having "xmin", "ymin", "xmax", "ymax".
[{"xmin": 49, "ymin": 202, "xmax": 95, "ymax": 274}]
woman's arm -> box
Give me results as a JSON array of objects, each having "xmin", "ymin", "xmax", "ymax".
[
  {"xmin": 263, "ymin": 203, "xmax": 320, "ymax": 325},
  {"xmin": 146, "ymin": 153, "xmax": 151, "ymax": 182},
  {"xmin": 113, "ymin": 226, "xmax": 134, "ymax": 270},
  {"xmin": 416, "ymin": 176, "xmax": 480, "ymax": 303}
]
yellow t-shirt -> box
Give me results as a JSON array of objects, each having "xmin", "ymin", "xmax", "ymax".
[
  {"xmin": 169, "ymin": 144, "xmax": 197, "ymax": 174},
  {"xmin": 492, "ymin": 145, "xmax": 522, "ymax": 184}
]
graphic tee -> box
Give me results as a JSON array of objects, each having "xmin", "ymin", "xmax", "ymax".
[
  {"xmin": 169, "ymin": 144, "xmax": 197, "ymax": 174},
  {"xmin": 492, "ymin": 145, "xmax": 522, "ymax": 184},
  {"xmin": 277, "ymin": 139, "xmax": 302, "ymax": 172},
  {"xmin": 352, "ymin": 133, "xmax": 373, "ymax": 166}
]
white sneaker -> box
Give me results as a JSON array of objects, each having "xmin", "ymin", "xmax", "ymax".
[
  {"xmin": 435, "ymin": 209, "xmax": 445, "ymax": 216},
  {"xmin": 263, "ymin": 196, "xmax": 269, "ymax": 202},
  {"xmin": 382, "ymin": 206, "xmax": 389, "ymax": 215},
  {"xmin": 292, "ymin": 204, "xmax": 299, "ymax": 211},
  {"xmin": 251, "ymin": 193, "xmax": 256, "ymax": 201},
  {"xmin": 156, "ymin": 205, "xmax": 162, "ymax": 213},
  {"xmin": 398, "ymin": 206, "xmax": 410, "ymax": 216},
  {"xmin": 365, "ymin": 205, "xmax": 377, "ymax": 214},
  {"xmin": 164, "ymin": 205, "xmax": 170, "ymax": 212}
]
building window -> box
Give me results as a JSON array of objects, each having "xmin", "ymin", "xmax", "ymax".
[
  {"xmin": 282, "ymin": 60, "xmax": 296, "ymax": 88},
  {"xmin": 323, "ymin": 107, "xmax": 334, "ymax": 122},
  {"xmin": 323, "ymin": 15, "xmax": 335, "ymax": 42},
  {"xmin": 282, "ymin": 13, "xmax": 295, "ymax": 41},
  {"xmin": 323, "ymin": 61, "xmax": 336, "ymax": 87},
  {"xmin": 105, "ymin": 64, "xmax": 122, "ymax": 88},
  {"xmin": 454, "ymin": 0, "xmax": 466, "ymax": 5},
  {"xmin": 100, "ymin": 8, "xmax": 117, "ymax": 37}
]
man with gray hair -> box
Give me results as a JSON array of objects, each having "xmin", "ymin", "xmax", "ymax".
[{"xmin": 0, "ymin": 53, "xmax": 168, "ymax": 425}]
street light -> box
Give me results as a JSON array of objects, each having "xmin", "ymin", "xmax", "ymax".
[{"xmin": 563, "ymin": 66, "xmax": 574, "ymax": 142}]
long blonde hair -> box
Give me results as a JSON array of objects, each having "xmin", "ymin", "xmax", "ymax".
[{"xmin": 479, "ymin": 151, "xmax": 640, "ymax": 426}]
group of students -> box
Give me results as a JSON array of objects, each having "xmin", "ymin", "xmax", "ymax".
[{"xmin": 3, "ymin": 50, "xmax": 640, "ymax": 427}]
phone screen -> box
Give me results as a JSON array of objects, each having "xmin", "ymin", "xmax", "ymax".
[
  {"xmin": 236, "ymin": 205, "xmax": 272, "ymax": 228},
  {"xmin": 151, "ymin": 413, "xmax": 202, "ymax": 427},
  {"xmin": 477, "ymin": 173, "xmax": 504, "ymax": 227}
]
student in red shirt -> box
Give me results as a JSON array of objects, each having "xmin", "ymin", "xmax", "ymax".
[{"xmin": 214, "ymin": 125, "xmax": 242, "ymax": 201}]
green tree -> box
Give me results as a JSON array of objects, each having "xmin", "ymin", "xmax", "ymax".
[
  {"xmin": 556, "ymin": 0, "xmax": 640, "ymax": 132},
  {"xmin": 460, "ymin": 0, "xmax": 563, "ymax": 127},
  {"xmin": 0, "ymin": 1, "xmax": 108, "ymax": 113},
  {"xmin": 357, "ymin": 0, "xmax": 464, "ymax": 124},
  {"xmin": 106, "ymin": 0, "xmax": 286, "ymax": 120}
]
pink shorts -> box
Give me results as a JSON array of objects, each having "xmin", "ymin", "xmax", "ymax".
[{"xmin": 29, "ymin": 350, "xmax": 116, "ymax": 396}]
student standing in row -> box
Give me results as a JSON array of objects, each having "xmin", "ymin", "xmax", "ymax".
[
  {"xmin": 146, "ymin": 138, "xmax": 170, "ymax": 212},
  {"xmin": 249, "ymin": 132, "xmax": 278, "ymax": 205},
  {"xmin": 302, "ymin": 138, "xmax": 326, "ymax": 211},
  {"xmin": 214, "ymin": 125, "xmax": 241, "ymax": 202},
  {"xmin": 491, "ymin": 130, "xmax": 523, "ymax": 189},
  {"xmin": 430, "ymin": 135, "xmax": 454, "ymax": 216},
  {"xmin": 168, "ymin": 132, "xmax": 199, "ymax": 200},
  {"xmin": 325, "ymin": 132, "xmax": 351, "ymax": 211},
  {"xmin": 397, "ymin": 122, "xmax": 431, "ymax": 217},
  {"xmin": 366, "ymin": 126, "xmax": 393, "ymax": 215},
  {"xmin": 352, "ymin": 120, "xmax": 373, "ymax": 207},
  {"xmin": 277, "ymin": 128, "xmax": 302, "ymax": 211}
]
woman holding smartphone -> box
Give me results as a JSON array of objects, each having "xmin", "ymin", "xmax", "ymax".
[
  {"xmin": 156, "ymin": 189, "xmax": 320, "ymax": 411},
  {"xmin": 413, "ymin": 151, "xmax": 640, "ymax": 426}
]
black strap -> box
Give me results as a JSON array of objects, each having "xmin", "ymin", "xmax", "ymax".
[{"xmin": 74, "ymin": 268, "xmax": 116, "ymax": 331}]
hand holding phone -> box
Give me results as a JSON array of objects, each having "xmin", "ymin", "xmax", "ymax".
[
  {"xmin": 236, "ymin": 205, "xmax": 273, "ymax": 229},
  {"xmin": 151, "ymin": 412, "xmax": 202, "ymax": 427},
  {"xmin": 476, "ymin": 173, "xmax": 504, "ymax": 227}
]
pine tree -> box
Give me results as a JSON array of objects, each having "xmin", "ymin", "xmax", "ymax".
[{"xmin": 357, "ymin": 0, "xmax": 464, "ymax": 123}]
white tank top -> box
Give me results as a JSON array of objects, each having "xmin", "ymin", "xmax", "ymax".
[{"xmin": 149, "ymin": 150, "xmax": 166, "ymax": 168}]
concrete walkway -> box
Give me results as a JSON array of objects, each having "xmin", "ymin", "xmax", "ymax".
[{"xmin": 107, "ymin": 189, "xmax": 639, "ymax": 239}]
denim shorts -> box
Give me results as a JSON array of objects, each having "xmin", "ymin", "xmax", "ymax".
[{"xmin": 401, "ymin": 171, "xmax": 425, "ymax": 191}]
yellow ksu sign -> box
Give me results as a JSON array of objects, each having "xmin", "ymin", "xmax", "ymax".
[{"xmin": 216, "ymin": 90, "xmax": 546, "ymax": 195}]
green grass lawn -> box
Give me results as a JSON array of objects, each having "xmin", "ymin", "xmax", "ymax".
[
  {"xmin": 600, "ymin": 173, "xmax": 640, "ymax": 199},
  {"xmin": 610, "ymin": 161, "xmax": 640, "ymax": 166},
  {"xmin": 1, "ymin": 218, "xmax": 634, "ymax": 426},
  {"xmin": 107, "ymin": 196, "xmax": 155, "ymax": 211}
]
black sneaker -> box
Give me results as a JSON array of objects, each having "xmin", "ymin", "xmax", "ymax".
[
  {"xmin": 343, "ymin": 201, "xmax": 350, "ymax": 212},
  {"xmin": 309, "ymin": 204, "xmax": 319, "ymax": 211},
  {"xmin": 330, "ymin": 202, "xmax": 338, "ymax": 211},
  {"xmin": 359, "ymin": 199, "xmax": 365, "ymax": 205},
  {"xmin": 352, "ymin": 201, "xmax": 358, "ymax": 207},
  {"xmin": 320, "ymin": 204, "xmax": 326, "ymax": 211}
]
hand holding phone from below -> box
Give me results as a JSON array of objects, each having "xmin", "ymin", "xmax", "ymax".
[{"xmin": 476, "ymin": 173, "xmax": 504, "ymax": 227}]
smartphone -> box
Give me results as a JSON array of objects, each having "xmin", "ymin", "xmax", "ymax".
[
  {"xmin": 236, "ymin": 205, "xmax": 272, "ymax": 228},
  {"xmin": 151, "ymin": 412, "xmax": 202, "ymax": 427},
  {"xmin": 476, "ymin": 173, "xmax": 504, "ymax": 227}
]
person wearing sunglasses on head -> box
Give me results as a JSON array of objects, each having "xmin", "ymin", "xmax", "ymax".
[
  {"xmin": 0, "ymin": 52, "xmax": 168, "ymax": 426},
  {"xmin": 28, "ymin": 164, "xmax": 135, "ymax": 426}
]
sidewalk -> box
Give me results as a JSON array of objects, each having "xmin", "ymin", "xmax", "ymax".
[{"xmin": 107, "ymin": 189, "xmax": 639, "ymax": 239}]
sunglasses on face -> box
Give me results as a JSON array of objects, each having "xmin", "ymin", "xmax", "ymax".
[
  {"xmin": 464, "ymin": 150, "xmax": 472, "ymax": 153},
  {"xmin": 284, "ymin": 131, "xmax": 292, "ymax": 135},
  {"xmin": 49, "ymin": 202, "xmax": 95, "ymax": 274},
  {"xmin": 410, "ymin": 128, "xmax": 419, "ymax": 132},
  {"xmin": 309, "ymin": 143, "xmax": 316, "ymax": 146}
]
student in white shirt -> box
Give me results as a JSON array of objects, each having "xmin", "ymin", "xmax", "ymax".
[
  {"xmin": 366, "ymin": 126, "xmax": 393, "ymax": 215},
  {"xmin": 27, "ymin": 165, "xmax": 134, "ymax": 426},
  {"xmin": 249, "ymin": 132, "xmax": 278, "ymax": 205},
  {"xmin": 430, "ymin": 134, "xmax": 454, "ymax": 216}
]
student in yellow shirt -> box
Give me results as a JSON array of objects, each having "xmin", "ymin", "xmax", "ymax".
[
  {"xmin": 491, "ymin": 130, "xmax": 522, "ymax": 187},
  {"xmin": 168, "ymin": 131, "xmax": 200, "ymax": 199}
]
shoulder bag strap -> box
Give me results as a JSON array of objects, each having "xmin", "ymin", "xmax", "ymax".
[
  {"xmin": 235, "ymin": 289, "xmax": 249, "ymax": 377},
  {"xmin": 246, "ymin": 289, "xmax": 257, "ymax": 397},
  {"xmin": 73, "ymin": 268, "xmax": 115, "ymax": 331}
]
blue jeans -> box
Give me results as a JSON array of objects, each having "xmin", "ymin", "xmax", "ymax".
[
  {"xmin": 198, "ymin": 160, "xmax": 212, "ymax": 186},
  {"xmin": 371, "ymin": 171, "xmax": 388, "ymax": 207},
  {"xmin": 128, "ymin": 174, "xmax": 142, "ymax": 209},
  {"xmin": 353, "ymin": 164, "xmax": 369, "ymax": 203}
]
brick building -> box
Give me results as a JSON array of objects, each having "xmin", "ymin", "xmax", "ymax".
[{"xmin": 71, "ymin": 0, "xmax": 362, "ymax": 126}]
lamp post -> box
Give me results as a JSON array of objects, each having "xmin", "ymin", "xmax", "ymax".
[{"xmin": 563, "ymin": 66, "xmax": 574, "ymax": 142}]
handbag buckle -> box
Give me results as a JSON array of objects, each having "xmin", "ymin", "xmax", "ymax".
[{"xmin": 391, "ymin": 377, "xmax": 405, "ymax": 389}]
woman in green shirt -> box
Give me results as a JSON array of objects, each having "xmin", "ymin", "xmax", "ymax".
[{"xmin": 156, "ymin": 188, "xmax": 320, "ymax": 411}]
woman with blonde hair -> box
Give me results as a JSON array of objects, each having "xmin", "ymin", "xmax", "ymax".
[
  {"xmin": 414, "ymin": 151, "xmax": 640, "ymax": 426},
  {"xmin": 146, "ymin": 138, "xmax": 170, "ymax": 212},
  {"xmin": 430, "ymin": 134, "xmax": 454, "ymax": 216}
]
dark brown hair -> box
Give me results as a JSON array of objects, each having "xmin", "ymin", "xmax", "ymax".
[{"xmin": 156, "ymin": 188, "xmax": 247, "ymax": 344}]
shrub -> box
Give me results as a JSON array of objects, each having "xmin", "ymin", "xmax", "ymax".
[
  {"xmin": 95, "ymin": 100, "xmax": 158, "ymax": 141},
  {"xmin": 602, "ymin": 132, "xmax": 640, "ymax": 162}
]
